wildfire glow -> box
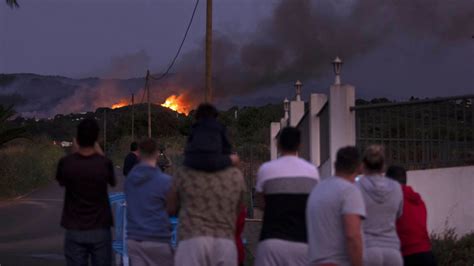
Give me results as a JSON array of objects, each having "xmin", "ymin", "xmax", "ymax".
[
  {"xmin": 111, "ymin": 100, "xmax": 128, "ymax": 109},
  {"xmin": 161, "ymin": 95, "xmax": 190, "ymax": 115}
]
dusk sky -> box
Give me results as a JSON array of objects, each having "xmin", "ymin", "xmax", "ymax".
[
  {"xmin": 1, "ymin": 0, "xmax": 272, "ymax": 77},
  {"xmin": 1, "ymin": 0, "xmax": 473, "ymax": 116}
]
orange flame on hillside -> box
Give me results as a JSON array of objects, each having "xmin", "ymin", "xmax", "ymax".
[
  {"xmin": 161, "ymin": 95, "xmax": 191, "ymax": 115},
  {"xmin": 111, "ymin": 100, "xmax": 128, "ymax": 109}
]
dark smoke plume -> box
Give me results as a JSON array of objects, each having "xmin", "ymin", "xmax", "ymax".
[
  {"xmin": 4, "ymin": 0, "xmax": 473, "ymax": 117},
  {"xmin": 162, "ymin": 0, "xmax": 473, "ymax": 101}
]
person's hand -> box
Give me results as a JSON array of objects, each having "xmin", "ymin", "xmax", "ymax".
[
  {"xmin": 94, "ymin": 142, "xmax": 105, "ymax": 156},
  {"xmin": 72, "ymin": 138, "xmax": 79, "ymax": 153},
  {"xmin": 230, "ymin": 154, "xmax": 240, "ymax": 166}
]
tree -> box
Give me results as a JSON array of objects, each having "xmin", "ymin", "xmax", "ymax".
[
  {"xmin": 6, "ymin": 0, "xmax": 19, "ymax": 8},
  {"xmin": 0, "ymin": 105, "xmax": 25, "ymax": 147}
]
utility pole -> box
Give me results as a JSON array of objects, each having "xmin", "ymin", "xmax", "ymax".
[
  {"xmin": 103, "ymin": 108, "xmax": 107, "ymax": 154},
  {"xmin": 146, "ymin": 70, "xmax": 151, "ymax": 138},
  {"xmin": 204, "ymin": 0, "xmax": 213, "ymax": 103},
  {"xmin": 131, "ymin": 93, "xmax": 135, "ymax": 141}
]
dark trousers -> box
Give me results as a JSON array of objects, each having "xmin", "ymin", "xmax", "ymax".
[
  {"xmin": 64, "ymin": 228, "xmax": 112, "ymax": 266},
  {"xmin": 404, "ymin": 251, "xmax": 437, "ymax": 266}
]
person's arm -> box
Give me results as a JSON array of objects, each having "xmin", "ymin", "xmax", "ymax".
[
  {"xmin": 221, "ymin": 127, "xmax": 233, "ymax": 154},
  {"xmin": 94, "ymin": 142, "xmax": 105, "ymax": 156},
  {"xmin": 72, "ymin": 138, "xmax": 79, "ymax": 153},
  {"xmin": 56, "ymin": 158, "xmax": 65, "ymax": 186},
  {"xmin": 343, "ymin": 214, "xmax": 364, "ymax": 266},
  {"xmin": 397, "ymin": 185, "xmax": 404, "ymax": 219},
  {"xmin": 397, "ymin": 198, "xmax": 404, "ymax": 219},
  {"xmin": 107, "ymin": 160, "xmax": 116, "ymax": 187},
  {"xmin": 166, "ymin": 184, "xmax": 179, "ymax": 216},
  {"xmin": 123, "ymin": 155, "xmax": 129, "ymax": 176}
]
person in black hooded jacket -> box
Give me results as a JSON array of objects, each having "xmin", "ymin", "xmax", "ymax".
[{"xmin": 183, "ymin": 103, "xmax": 239, "ymax": 172}]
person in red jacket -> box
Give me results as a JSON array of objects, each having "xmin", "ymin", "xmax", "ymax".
[
  {"xmin": 235, "ymin": 205, "xmax": 246, "ymax": 266},
  {"xmin": 386, "ymin": 165, "xmax": 437, "ymax": 266}
]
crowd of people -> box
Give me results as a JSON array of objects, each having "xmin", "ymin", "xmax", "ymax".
[{"xmin": 56, "ymin": 103, "xmax": 436, "ymax": 266}]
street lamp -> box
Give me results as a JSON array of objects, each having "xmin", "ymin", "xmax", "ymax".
[
  {"xmin": 295, "ymin": 80, "xmax": 302, "ymax": 101},
  {"xmin": 283, "ymin": 98, "xmax": 290, "ymax": 120},
  {"xmin": 332, "ymin": 57, "xmax": 343, "ymax": 85}
]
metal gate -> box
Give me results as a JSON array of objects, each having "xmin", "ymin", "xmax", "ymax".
[{"xmin": 353, "ymin": 95, "xmax": 474, "ymax": 170}]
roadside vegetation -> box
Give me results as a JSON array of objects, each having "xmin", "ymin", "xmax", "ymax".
[
  {"xmin": 0, "ymin": 138, "xmax": 64, "ymax": 198},
  {"xmin": 431, "ymin": 228, "xmax": 474, "ymax": 265},
  {"xmin": 0, "ymin": 105, "xmax": 25, "ymax": 147}
]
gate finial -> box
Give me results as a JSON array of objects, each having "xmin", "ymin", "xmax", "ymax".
[{"xmin": 332, "ymin": 57, "xmax": 343, "ymax": 85}]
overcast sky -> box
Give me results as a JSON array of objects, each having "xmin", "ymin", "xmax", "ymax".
[
  {"xmin": 1, "ymin": 0, "xmax": 473, "ymax": 106},
  {"xmin": 1, "ymin": 0, "xmax": 275, "ymax": 77}
]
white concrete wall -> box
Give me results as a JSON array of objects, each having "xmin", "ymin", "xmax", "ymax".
[
  {"xmin": 289, "ymin": 101, "xmax": 305, "ymax": 127},
  {"xmin": 408, "ymin": 165, "xmax": 474, "ymax": 236},
  {"xmin": 328, "ymin": 84, "xmax": 356, "ymax": 175},
  {"xmin": 298, "ymin": 114, "xmax": 310, "ymax": 161},
  {"xmin": 319, "ymin": 159, "xmax": 332, "ymax": 179},
  {"xmin": 309, "ymin": 94, "xmax": 328, "ymax": 166},
  {"xmin": 270, "ymin": 122, "xmax": 281, "ymax": 160}
]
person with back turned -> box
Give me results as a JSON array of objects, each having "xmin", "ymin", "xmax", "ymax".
[
  {"xmin": 125, "ymin": 138, "xmax": 173, "ymax": 266},
  {"xmin": 123, "ymin": 141, "xmax": 139, "ymax": 176},
  {"xmin": 386, "ymin": 165, "xmax": 437, "ymax": 266},
  {"xmin": 255, "ymin": 127, "xmax": 320, "ymax": 266},
  {"xmin": 306, "ymin": 146, "xmax": 365, "ymax": 266},
  {"xmin": 56, "ymin": 118, "xmax": 116, "ymax": 266},
  {"xmin": 356, "ymin": 145, "xmax": 404, "ymax": 266}
]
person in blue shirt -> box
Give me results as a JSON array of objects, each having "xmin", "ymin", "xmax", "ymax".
[{"xmin": 125, "ymin": 138, "xmax": 173, "ymax": 266}]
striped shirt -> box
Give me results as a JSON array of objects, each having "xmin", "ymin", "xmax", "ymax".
[{"xmin": 256, "ymin": 155, "xmax": 319, "ymax": 242}]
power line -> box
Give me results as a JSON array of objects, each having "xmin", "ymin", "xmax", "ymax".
[{"xmin": 150, "ymin": 0, "xmax": 200, "ymax": 82}]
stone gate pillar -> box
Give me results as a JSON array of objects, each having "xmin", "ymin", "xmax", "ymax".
[{"xmin": 328, "ymin": 57, "xmax": 356, "ymax": 175}]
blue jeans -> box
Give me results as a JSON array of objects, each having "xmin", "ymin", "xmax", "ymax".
[{"xmin": 64, "ymin": 228, "xmax": 112, "ymax": 266}]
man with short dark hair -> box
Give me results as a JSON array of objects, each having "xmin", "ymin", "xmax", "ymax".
[
  {"xmin": 125, "ymin": 138, "xmax": 173, "ymax": 266},
  {"xmin": 123, "ymin": 141, "xmax": 139, "ymax": 176},
  {"xmin": 255, "ymin": 127, "xmax": 319, "ymax": 266},
  {"xmin": 386, "ymin": 165, "xmax": 436, "ymax": 266},
  {"xmin": 306, "ymin": 146, "xmax": 365, "ymax": 266},
  {"xmin": 56, "ymin": 118, "xmax": 116, "ymax": 266}
]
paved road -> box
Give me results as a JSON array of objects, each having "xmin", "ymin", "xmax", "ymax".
[{"xmin": 0, "ymin": 173, "xmax": 124, "ymax": 266}]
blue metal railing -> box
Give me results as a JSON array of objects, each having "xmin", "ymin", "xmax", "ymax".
[{"xmin": 109, "ymin": 192, "xmax": 179, "ymax": 266}]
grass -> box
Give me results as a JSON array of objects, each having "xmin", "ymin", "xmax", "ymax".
[{"xmin": 0, "ymin": 138, "xmax": 64, "ymax": 198}]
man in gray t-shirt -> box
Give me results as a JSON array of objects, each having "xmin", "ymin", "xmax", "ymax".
[{"xmin": 306, "ymin": 147, "xmax": 366, "ymax": 266}]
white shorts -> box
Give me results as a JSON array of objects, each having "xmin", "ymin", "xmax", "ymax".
[
  {"xmin": 255, "ymin": 239, "xmax": 308, "ymax": 266},
  {"xmin": 174, "ymin": 236, "xmax": 237, "ymax": 266}
]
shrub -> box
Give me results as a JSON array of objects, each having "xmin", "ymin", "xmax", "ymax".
[
  {"xmin": 0, "ymin": 138, "xmax": 64, "ymax": 198},
  {"xmin": 431, "ymin": 228, "xmax": 474, "ymax": 266}
]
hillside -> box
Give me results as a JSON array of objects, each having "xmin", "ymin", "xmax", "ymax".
[{"xmin": 0, "ymin": 73, "xmax": 162, "ymax": 117}]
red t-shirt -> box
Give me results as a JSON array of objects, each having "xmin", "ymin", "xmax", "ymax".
[{"xmin": 396, "ymin": 185, "xmax": 432, "ymax": 256}]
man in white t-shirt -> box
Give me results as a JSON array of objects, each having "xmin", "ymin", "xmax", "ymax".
[
  {"xmin": 306, "ymin": 146, "xmax": 366, "ymax": 266},
  {"xmin": 255, "ymin": 127, "xmax": 320, "ymax": 266}
]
